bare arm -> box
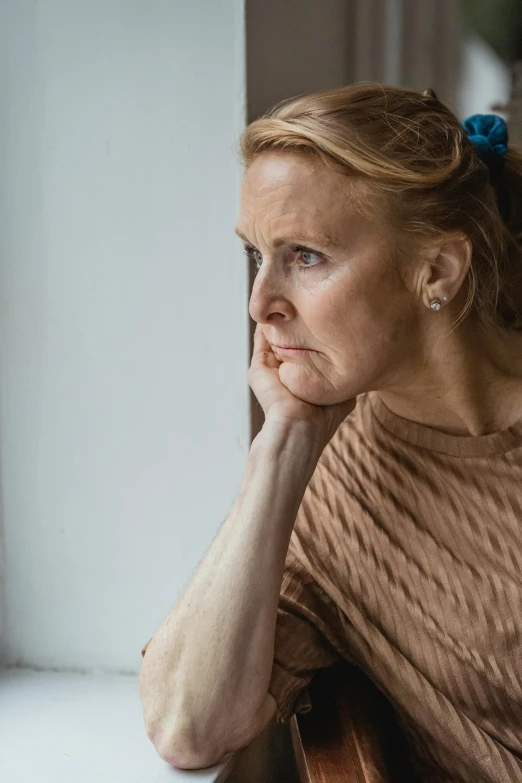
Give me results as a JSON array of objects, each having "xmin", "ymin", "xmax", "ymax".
[
  {"xmin": 139, "ymin": 323, "xmax": 355, "ymax": 769},
  {"xmin": 138, "ymin": 419, "xmax": 322, "ymax": 769}
]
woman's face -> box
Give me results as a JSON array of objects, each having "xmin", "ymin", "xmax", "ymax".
[{"xmin": 236, "ymin": 151, "xmax": 423, "ymax": 406}]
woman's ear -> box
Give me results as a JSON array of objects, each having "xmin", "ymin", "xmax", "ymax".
[{"xmin": 419, "ymin": 233, "xmax": 472, "ymax": 308}]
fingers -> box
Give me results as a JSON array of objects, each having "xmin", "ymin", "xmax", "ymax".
[
  {"xmin": 253, "ymin": 322, "xmax": 271, "ymax": 356},
  {"xmin": 253, "ymin": 322, "xmax": 269, "ymax": 350},
  {"xmin": 252, "ymin": 323, "xmax": 280, "ymax": 368}
]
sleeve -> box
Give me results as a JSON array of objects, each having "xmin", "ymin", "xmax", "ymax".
[{"xmin": 267, "ymin": 553, "xmax": 350, "ymax": 724}]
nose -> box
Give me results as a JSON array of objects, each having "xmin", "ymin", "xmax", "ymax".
[{"xmin": 248, "ymin": 268, "xmax": 293, "ymax": 325}]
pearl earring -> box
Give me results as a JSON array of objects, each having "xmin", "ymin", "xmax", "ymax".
[{"xmin": 429, "ymin": 296, "xmax": 447, "ymax": 311}]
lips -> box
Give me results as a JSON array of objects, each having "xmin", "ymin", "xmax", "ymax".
[{"xmin": 273, "ymin": 345, "xmax": 312, "ymax": 355}]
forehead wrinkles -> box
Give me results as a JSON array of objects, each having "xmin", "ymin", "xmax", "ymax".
[
  {"xmin": 240, "ymin": 166, "xmax": 342, "ymax": 237},
  {"xmin": 241, "ymin": 197, "xmax": 331, "ymax": 250},
  {"xmin": 242, "ymin": 156, "xmax": 321, "ymax": 202},
  {"xmin": 238, "ymin": 154, "xmax": 372, "ymax": 250}
]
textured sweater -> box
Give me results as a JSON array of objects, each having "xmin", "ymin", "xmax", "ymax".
[
  {"xmin": 141, "ymin": 391, "xmax": 522, "ymax": 781},
  {"xmin": 267, "ymin": 391, "xmax": 522, "ymax": 782}
]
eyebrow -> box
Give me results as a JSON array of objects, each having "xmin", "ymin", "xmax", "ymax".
[{"xmin": 234, "ymin": 227, "xmax": 336, "ymax": 250}]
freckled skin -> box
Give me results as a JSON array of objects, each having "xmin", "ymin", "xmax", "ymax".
[{"xmin": 237, "ymin": 151, "xmax": 423, "ymax": 407}]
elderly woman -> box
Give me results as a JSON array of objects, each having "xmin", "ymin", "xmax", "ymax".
[{"xmin": 139, "ymin": 85, "xmax": 522, "ymax": 782}]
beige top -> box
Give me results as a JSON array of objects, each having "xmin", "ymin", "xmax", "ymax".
[
  {"xmin": 142, "ymin": 391, "xmax": 522, "ymax": 782},
  {"xmin": 267, "ymin": 391, "xmax": 522, "ymax": 782}
]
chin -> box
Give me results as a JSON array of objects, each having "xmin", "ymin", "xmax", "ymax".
[{"xmin": 279, "ymin": 363, "xmax": 357, "ymax": 406}]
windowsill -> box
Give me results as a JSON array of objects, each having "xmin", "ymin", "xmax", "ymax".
[{"xmin": 0, "ymin": 668, "xmax": 235, "ymax": 782}]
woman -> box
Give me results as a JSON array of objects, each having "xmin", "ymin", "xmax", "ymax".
[{"xmin": 139, "ymin": 85, "xmax": 522, "ymax": 782}]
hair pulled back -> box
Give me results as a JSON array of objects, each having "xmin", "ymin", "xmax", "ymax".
[{"xmin": 239, "ymin": 84, "xmax": 522, "ymax": 336}]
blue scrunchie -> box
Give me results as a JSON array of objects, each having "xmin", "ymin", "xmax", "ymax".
[{"xmin": 461, "ymin": 113, "xmax": 508, "ymax": 175}]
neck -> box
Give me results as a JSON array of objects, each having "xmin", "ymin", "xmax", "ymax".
[{"xmin": 374, "ymin": 317, "xmax": 522, "ymax": 436}]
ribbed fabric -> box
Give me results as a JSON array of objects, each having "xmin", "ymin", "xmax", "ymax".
[{"xmin": 268, "ymin": 391, "xmax": 522, "ymax": 782}]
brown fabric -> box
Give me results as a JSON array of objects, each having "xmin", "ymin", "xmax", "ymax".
[{"xmin": 267, "ymin": 391, "xmax": 522, "ymax": 782}]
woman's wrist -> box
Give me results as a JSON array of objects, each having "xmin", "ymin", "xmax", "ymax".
[{"xmin": 250, "ymin": 417, "xmax": 324, "ymax": 478}]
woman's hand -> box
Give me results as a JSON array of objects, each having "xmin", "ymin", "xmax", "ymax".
[{"xmin": 248, "ymin": 323, "xmax": 356, "ymax": 455}]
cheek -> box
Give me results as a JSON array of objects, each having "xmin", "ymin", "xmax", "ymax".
[
  {"xmin": 307, "ymin": 268, "xmax": 414, "ymax": 378},
  {"xmin": 337, "ymin": 259, "xmax": 412, "ymax": 335},
  {"xmin": 306, "ymin": 276, "xmax": 387, "ymax": 349},
  {"xmin": 278, "ymin": 263, "xmax": 416, "ymax": 402},
  {"xmin": 340, "ymin": 290, "xmax": 414, "ymax": 363}
]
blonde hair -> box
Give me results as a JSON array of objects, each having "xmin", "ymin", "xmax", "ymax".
[{"xmin": 239, "ymin": 84, "xmax": 522, "ymax": 337}]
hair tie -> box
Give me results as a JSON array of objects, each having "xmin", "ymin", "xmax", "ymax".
[{"xmin": 461, "ymin": 113, "xmax": 508, "ymax": 178}]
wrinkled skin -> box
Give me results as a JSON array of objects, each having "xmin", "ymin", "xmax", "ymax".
[{"xmin": 237, "ymin": 151, "xmax": 522, "ymax": 441}]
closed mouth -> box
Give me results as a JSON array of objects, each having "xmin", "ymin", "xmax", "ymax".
[{"xmin": 274, "ymin": 345, "xmax": 311, "ymax": 351}]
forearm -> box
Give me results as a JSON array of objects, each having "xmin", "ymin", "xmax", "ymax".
[{"xmin": 139, "ymin": 420, "xmax": 321, "ymax": 764}]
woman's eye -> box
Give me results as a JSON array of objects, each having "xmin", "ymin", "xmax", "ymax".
[
  {"xmin": 244, "ymin": 246, "xmax": 263, "ymax": 268},
  {"xmin": 300, "ymin": 250, "xmax": 321, "ymax": 266},
  {"xmin": 244, "ymin": 244, "xmax": 323, "ymax": 272},
  {"xmin": 292, "ymin": 246, "xmax": 323, "ymax": 269}
]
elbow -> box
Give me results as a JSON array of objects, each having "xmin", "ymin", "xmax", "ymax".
[
  {"xmin": 159, "ymin": 744, "xmax": 230, "ymax": 770},
  {"xmin": 140, "ymin": 677, "xmax": 226, "ymax": 768},
  {"xmin": 139, "ymin": 668, "xmax": 259, "ymax": 770},
  {"xmin": 148, "ymin": 696, "xmax": 276, "ymax": 768},
  {"xmin": 147, "ymin": 719, "xmax": 230, "ymax": 770}
]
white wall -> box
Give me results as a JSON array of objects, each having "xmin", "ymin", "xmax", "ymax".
[{"xmin": 0, "ymin": 0, "xmax": 248, "ymax": 672}]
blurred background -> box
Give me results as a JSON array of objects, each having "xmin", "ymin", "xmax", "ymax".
[{"xmin": 0, "ymin": 1, "xmax": 521, "ymax": 780}]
